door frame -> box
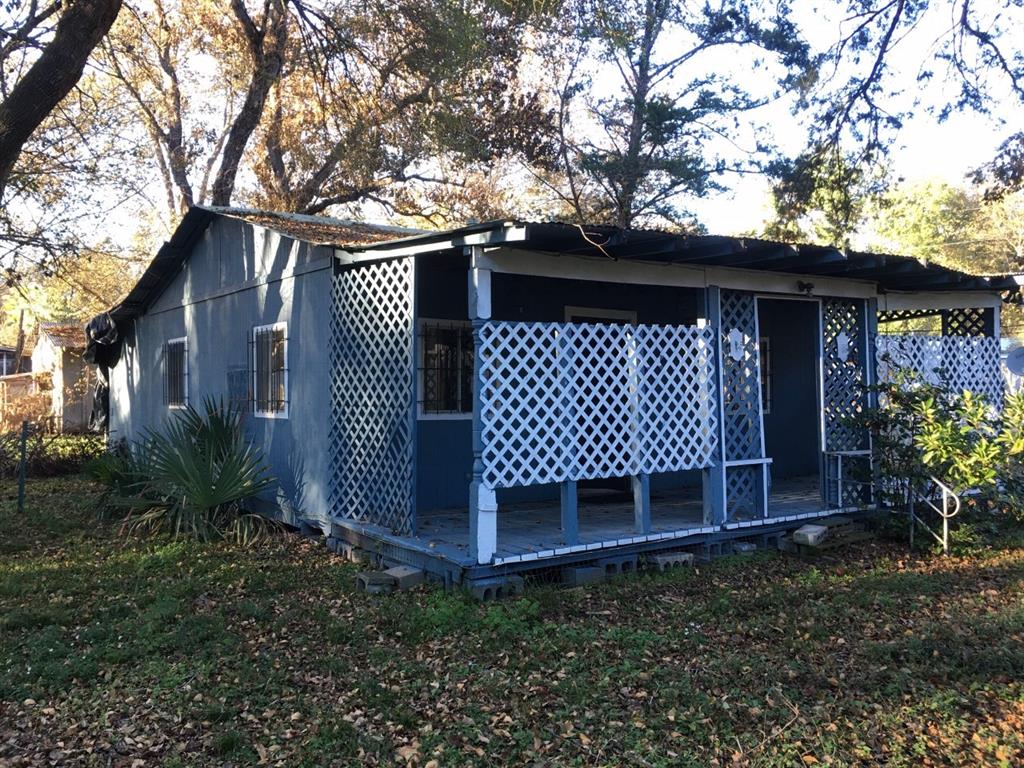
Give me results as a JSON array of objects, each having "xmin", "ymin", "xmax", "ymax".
[{"xmin": 753, "ymin": 294, "xmax": 825, "ymax": 509}]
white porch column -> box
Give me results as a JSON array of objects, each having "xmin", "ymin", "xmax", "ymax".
[
  {"xmin": 468, "ymin": 246, "xmax": 497, "ymax": 564},
  {"xmin": 702, "ymin": 286, "xmax": 727, "ymax": 526}
]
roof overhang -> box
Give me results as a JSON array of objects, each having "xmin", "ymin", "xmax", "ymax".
[{"xmin": 342, "ymin": 220, "xmax": 1024, "ymax": 300}]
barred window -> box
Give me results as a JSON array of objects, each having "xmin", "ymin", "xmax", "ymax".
[
  {"xmin": 166, "ymin": 337, "xmax": 188, "ymax": 408},
  {"xmin": 418, "ymin": 320, "xmax": 473, "ymax": 416},
  {"xmin": 253, "ymin": 323, "xmax": 288, "ymax": 417}
]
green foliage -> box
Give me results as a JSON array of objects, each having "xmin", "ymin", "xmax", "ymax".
[
  {"xmin": 0, "ymin": 431, "xmax": 106, "ymax": 480},
  {"xmin": 551, "ymin": 0, "xmax": 812, "ymax": 229},
  {"xmin": 90, "ymin": 398, "xmax": 277, "ymax": 545},
  {"xmin": 863, "ymin": 380, "xmax": 1024, "ymax": 521},
  {"xmin": 763, "ymin": 145, "xmax": 884, "ymax": 246}
]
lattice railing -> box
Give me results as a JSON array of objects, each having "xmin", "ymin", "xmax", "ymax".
[
  {"xmin": 478, "ymin": 322, "xmax": 718, "ymax": 489},
  {"xmin": 720, "ymin": 291, "xmax": 762, "ymax": 461},
  {"xmin": 876, "ymin": 334, "xmax": 1003, "ymax": 404},
  {"xmin": 328, "ymin": 258, "xmax": 417, "ymax": 534},
  {"xmin": 823, "ymin": 298, "xmax": 869, "ymax": 452},
  {"xmin": 942, "ymin": 306, "xmax": 991, "ymax": 337}
]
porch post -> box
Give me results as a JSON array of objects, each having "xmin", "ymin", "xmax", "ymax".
[
  {"xmin": 702, "ymin": 286, "xmax": 727, "ymax": 526},
  {"xmin": 632, "ymin": 474, "xmax": 651, "ymax": 534},
  {"xmin": 866, "ymin": 297, "xmax": 880, "ymax": 504},
  {"xmin": 560, "ymin": 480, "xmax": 579, "ymax": 544},
  {"xmin": 468, "ymin": 246, "xmax": 497, "ymax": 564}
]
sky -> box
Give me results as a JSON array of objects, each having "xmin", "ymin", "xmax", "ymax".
[
  {"xmin": 649, "ymin": 1, "xmax": 1022, "ymax": 237},
  {"xmin": 6, "ymin": 0, "xmax": 1021, "ymax": 258}
]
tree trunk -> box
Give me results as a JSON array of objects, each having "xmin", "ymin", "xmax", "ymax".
[
  {"xmin": 0, "ymin": 0, "xmax": 123, "ymax": 198},
  {"xmin": 210, "ymin": 0, "xmax": 288, "ymax": 207},
  {"xmin": 12, "ymin": 310, "xmax": 26, "ymax": 375}
]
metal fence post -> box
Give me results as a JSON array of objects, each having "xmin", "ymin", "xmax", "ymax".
[{"xmin": 17, "ymin": 420, "xmax": 29, "ymax": 514}]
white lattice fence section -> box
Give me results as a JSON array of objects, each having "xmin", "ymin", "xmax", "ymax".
[
  {"xmin": 876, "ymin": 335, "xmax": 1003, "ymax": 403},
  {"xmin": 328, "ymin": 259, "xmax": 417, "ymax": 534},
  {"xmin": 479, "ymin": 322, "xmax": 718, "ymax": 489}
]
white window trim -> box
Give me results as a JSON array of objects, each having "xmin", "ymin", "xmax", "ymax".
[
  {"xmin": 564, "ymin": 305, "xmax": 638, "ymax": 324},
  {"xmin": 417, "ymin": 317, "xmax": 473, "ymax": 421},
  {"xmin": 253, "ymin": 321, "xmax": 289, "ymax": 419},
  {"xmin": 759, "ymin": 336, "xmax": 771, "ymax": 415},
  {"xmin": 167, "ymin": 336, "xmax": 188, "ymax": 409}
]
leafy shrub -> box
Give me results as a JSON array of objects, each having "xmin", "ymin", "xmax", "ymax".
[
  {"xmin": 0, "ymin": 430, "xmax": 106, "ymax": 479},
  {"xmin": 862, "ymin": 381, "xmax": 1024, "ymax": 519},
  {"xmin": 89, "ymin": 398, "xmax": 277, "ymax": 545}
]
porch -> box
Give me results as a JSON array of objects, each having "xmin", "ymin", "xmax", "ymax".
[
  {"xmin": 326, "ymin": 228, "xmax": 1009, "ymax": 578},
  {"xmin": 418, "ymin": 475, "xmax": 828, "ymax": 565}
]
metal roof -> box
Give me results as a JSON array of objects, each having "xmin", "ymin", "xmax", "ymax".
[
  {"xmin": 110, "ymin": 207, "xmax": 422, "ymax": 322},
  {"xmin": 112, "ymin": 210, "xmax": 1024, "ymax": 323},
  {"xmin": 350, "ymin": 220, "xmax": 1024, "ymax": 296},
  {"xmin": 40, "ymin": 322, "xmax": 87, "ymax": 348}
]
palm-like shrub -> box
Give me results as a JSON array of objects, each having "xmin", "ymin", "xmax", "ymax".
[{"xmin": 90, "ymin": 398, "xmax": 276, "ymax": 544}]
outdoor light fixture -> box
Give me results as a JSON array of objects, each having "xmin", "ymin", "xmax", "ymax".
[{"xmin": 797, "ymin": 281, "xmax": 815, "ymax": 295}]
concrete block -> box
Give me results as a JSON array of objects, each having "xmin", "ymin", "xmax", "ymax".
[
  {"xmin": 597, "ymin": 554, "xmax": 638, "ymax": 578},
  {"xmin": 325, "ymin": 536, "xmax": 351, "ymax": 556},
  {"xmin": 732, "ymin": 541, "xmax": 758, "ymax": 555},
  {"xmin": 355, "ymin": 571, "xmax": 396, "ymax": 595},
  {"xmin": 348, "ymin": 547, "xmax": 376, "ymax": 565},
  {"xmin": 467, "ymin": 575, "xmax": 525, "ymax": 601},
  {"xmin": 645, "ymin": 551, "xmax": 696, "ymax": 572},
  {"xmin": 793, "ymin": 524, "xmax": 829, "ymax": 547},
  {"xmin": 563, "ymin": 566, "xmax": 605, "ymax": 587},
  {"xmin": 384, "ymin": 565, "xmax": 424, "ymax": 590}
]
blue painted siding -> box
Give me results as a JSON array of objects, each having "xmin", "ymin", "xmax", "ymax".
[
  {"xmin": 414, "ymin": 259, "xmax": 705, "ymax": 512},
  {"xmin": 108, "ymin": 216, "xmax": 335, "ymax": 524}
]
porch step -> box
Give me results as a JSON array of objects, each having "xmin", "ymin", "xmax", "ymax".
[{"xmin": 779, "ymin": 516, "xmax": 873, "ymax": 554}]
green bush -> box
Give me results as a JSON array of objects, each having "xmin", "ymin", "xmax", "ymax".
[
  {"xmin": 0, "ymin": 431, "xmax": 106, "ymax": 479},
  {"xmin": 863, "ymin": 380, "xmax": 1024, "ymax": 519},
  {"xmin": 89, "ymin": 398, "xmax": 277, "ymax": 545}
]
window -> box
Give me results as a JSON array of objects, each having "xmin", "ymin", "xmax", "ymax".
[
  {"xmin": 253, "ymin": 323, "xmax": 288, "ymax": 418},
  {"xmin": 759, "ymin": 336, "xmax": 771, "ymax": 415},
  {"xmin": 564, "ymin": 306, "xmax": 638, "ymax": 324},
  {"xmin": 418, "ymin": 320, "xmax": 473, "ymax": 417},
  {"xmin": 166, "ymin": 337, "xmax": 188, "ymax": 408}
]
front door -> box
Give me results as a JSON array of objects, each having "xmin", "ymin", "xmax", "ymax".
[{"xmin": 757, "ymin": 299, "xmax": 821, "ymax": 504}]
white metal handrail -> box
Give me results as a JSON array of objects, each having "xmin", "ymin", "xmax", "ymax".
[{"xmin": 908, "ymin": 476, "xmax": 961, "ymax": 555}]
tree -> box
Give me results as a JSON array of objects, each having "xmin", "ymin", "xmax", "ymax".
[
  {"xmin": 99, "ymin": 0, "xmax": 288, "ymax": 219},
  {"xmin": 98, "ymin": 0, "xmax": 554, "ymax": 224},
  {"xmin": 867, "ymin": 181, "xmax": 1023, "ymax": 274},
  {"xmin": 0, "ymin": 0, "xmax": 123, "ymax": 197},
  {"xmin": 865, "ymin": 180, "xmax": 1024, "ymax": 335},
  {"xmin": 778, "ymin": 1, "xmax": 1024, "ymax": 212},
  {"xmin": 761, "ymin": 145, "xmax": 888, "ymax": 245},
  {"xmin": 536, "ymin": 0, "xmax": 810, "ymax": 229}
]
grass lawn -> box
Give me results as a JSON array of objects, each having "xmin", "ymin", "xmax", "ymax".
[{"xmin": 2, "ymin": 477, "xmax": 1023, "ymax": 767}]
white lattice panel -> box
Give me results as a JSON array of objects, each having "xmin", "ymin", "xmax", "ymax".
[
  {"xmin": 823, "ymin": 298, "xmax": 869, "ymax": 452},
  {"xmin": 328, "ymin": 258, "xmax": 416, "ymax": 534},
  {"xmin": 876, "ymin": 334, "xmax": 1003, "ymax": 404},
  {"xmin": 479, "ymin": 322, "xmax": 718, "ymax": 488},
  {"xmin": 720, "ymin": 291, "xmax": 763, "ymax": 461}
]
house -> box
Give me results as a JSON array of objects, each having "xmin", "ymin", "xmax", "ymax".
[
  {"xmin": 0, "ymin": 344, "xmax": 30, "ymax": 376},
  {"xmin": 99, "ymin": 206, "xmax": 1021, "ymax": 586},
  {"xmin": 31, "ymin": 322, "xmax": 93, "ymax": 432}
]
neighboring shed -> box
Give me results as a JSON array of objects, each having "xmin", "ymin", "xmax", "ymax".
[
  {"xmin": 31, "ymin": 322, "xmax": 92, "ymax": 432},
  {"xmin": 101, "ymin": 207, "xmax": 1022, "ymax": 586}
]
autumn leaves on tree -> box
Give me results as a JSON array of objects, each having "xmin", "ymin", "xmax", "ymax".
[{"xmin": 1, "ymin": 0, "xmax": 1023, "ymax": 304}]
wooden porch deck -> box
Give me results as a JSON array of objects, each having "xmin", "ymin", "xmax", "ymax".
[{"xmin": 416, "ymin": 476, "xmax": 824, "ymax": 565}]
